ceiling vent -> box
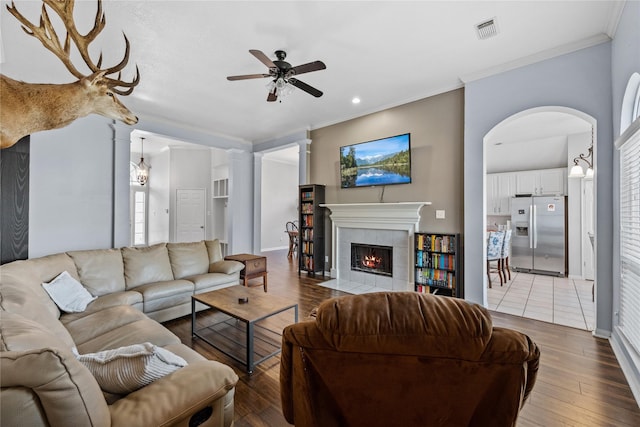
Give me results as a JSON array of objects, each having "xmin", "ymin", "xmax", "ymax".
[{"xmin": 476, "ymin": 18, "xmax": 499, "ymax": 40}]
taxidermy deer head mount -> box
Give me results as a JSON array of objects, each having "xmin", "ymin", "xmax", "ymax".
[{"xmin": 0, "ymin": 0, "xmax": 140, "ymax": 149}]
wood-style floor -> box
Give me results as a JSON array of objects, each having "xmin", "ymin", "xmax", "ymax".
[{"xmin": 163, "ymin": 249, "xmax": 640, "ymax": 427}]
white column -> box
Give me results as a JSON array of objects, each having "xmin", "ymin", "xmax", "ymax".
[
  {"xmin": 297, "ymin": 139, "xmax": 311, "ymax": 185},
  {"xmin": 253, "ymin": 152, "xmax": 264, "ymax": 254},
  {"xmin": 226, "ymin": 149, "xmax": 253, "ymax": 254},
  {"xmin": 111, "ymin": 122, "xmax": 135, "ymax": 248}
]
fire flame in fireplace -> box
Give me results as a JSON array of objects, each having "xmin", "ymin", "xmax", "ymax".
[{"xmin": 362, "ymin": 254, "xmax": 382, "ymax": 269}]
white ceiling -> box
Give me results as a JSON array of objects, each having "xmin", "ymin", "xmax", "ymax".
[
  {"xmin": 485, "ymin": 111, "xmax": 592, "ymax": 173},
  {"xmin": 0, "ymin": 1, "xmax": 622, "ymax": 147}
]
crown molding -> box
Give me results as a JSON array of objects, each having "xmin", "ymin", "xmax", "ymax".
[{"xmin": 460, "ymin": 33, "xmax": 611, "ymax": 84}]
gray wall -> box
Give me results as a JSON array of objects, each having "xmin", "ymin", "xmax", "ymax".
[
  {"xmin": 310, "ymin": 88, "xmax": 465, "ymax": 234},
  {"xmin": 261, "ymin": 157, "xmax": 298, "ymax": 251},
  {"xmin": 29, "ymin": 115, "xmax": 115, "ymax": 257},
  {"xmin": 464, "ymin": 42, "xmax": 613, "ymax": 334}
]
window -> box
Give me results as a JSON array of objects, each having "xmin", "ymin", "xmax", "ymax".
[
  {"xmin": 621, "ymin": 73, "xmax": 640, "ymax": 134},
  {"xmin": 130, "ymin": 162, "xmax": 148, "ymax": 246},
  {"xmin": 618, "ymin": 118, "xmax": 640, "ymax": 354}
]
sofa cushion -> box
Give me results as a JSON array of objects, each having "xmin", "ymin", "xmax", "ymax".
[
  {"xmin": 0, "ymin": 267, "xmax": 76, "ymax": 346},
  {"xmin": 22, "ymin": 252, "xmax": 81, "ymax": 284},
  {"xmin": 133, "ymin": 280, "xmax": 194, "ymax": 313},
  {"xmin": 167, "ymin": 241, "xmax": 209, "ymax": 279},
  {"xmin": 0, "ymin": 254, "xmax": 80, "ymax": 320},
  {"xmin": 205, "ymin": 239, "xmax": 223, "ymax": 263},
  {"xmin": 75, "ymin": 343, "xmax": 188, "ymax": 394},
  {"xmin": 78, "ymin": 320, "xmax": 182, "ymax": 355},
  {"xmin": 61, "ymin": 305, "xmax": 150, "ymax": 347},
  {"xmin": 68, "ymin": 248, "xmax": 126, "ymax": 296},
  {"xmin": 122, "ymin": 243, "xmax": 174, "ymax": 289},
  {"xmin": 42, "ymin": 271, "xmax": 97, "ymax": 313}
]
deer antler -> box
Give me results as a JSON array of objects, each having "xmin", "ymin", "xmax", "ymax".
[{"xmin": 6, "ymin": 0, "xmax": 139, "ymax": 95}]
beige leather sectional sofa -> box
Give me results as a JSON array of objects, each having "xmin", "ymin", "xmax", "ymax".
[{"xmin": 0, "ymin": 240, "xmax": 243, "ymax": 427}]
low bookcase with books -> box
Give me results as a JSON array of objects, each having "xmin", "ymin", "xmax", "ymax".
[
  {"xmin": 298, "ymin": 184, "xmax": 325, "ymax": 277},
  {"xmin": 414, "ymin": 232, "xmax": 462, "ymax": 298}
]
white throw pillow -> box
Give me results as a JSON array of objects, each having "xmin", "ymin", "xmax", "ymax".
[
  {"xmin": 42, "ymin": 271, "xmax": 97, "ymax": 312},
  {"xmin": 76, "ymin": 342, "xmax": 188, "ymax": 394}
]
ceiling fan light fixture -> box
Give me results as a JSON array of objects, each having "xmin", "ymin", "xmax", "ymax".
[{"xmin": 227, "ymin": 49, "xmax": 326, "ymax": 102}]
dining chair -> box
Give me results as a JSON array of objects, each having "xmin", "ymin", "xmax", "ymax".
[
  {"xmin": 500, "ymin": 229, "xmax": 513, "ymax": 282},
  {"xmin": 285, "ymin": 221, "xmax": 299, "ymax": 258},
  {"xmin": 487, "ymin": 231, "xmax": 505, "ymax": 288}
]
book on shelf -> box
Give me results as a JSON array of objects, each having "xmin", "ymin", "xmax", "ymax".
[
  {"xmin": 302, "ymin": 215, "xmax": 314, "ymax": 227},
  {"xmin": 417, "ymin": 234, "xmax": 457, "ymax": 253}
]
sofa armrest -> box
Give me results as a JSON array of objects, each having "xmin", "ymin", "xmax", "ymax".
[
  {"xmin": 280, "ymin": 320, "xmax": 331, "ymax": 423},
  {"xmin": 209, "ymin": 260, "xmax": 244, "ymax": 275},
  {"xmin": 0, "ymin": 349, "xmax": 111, "ymax": 427},
  {"xmin": 109, "ymin": 360, "xmax": 238, "ymax": 427}
]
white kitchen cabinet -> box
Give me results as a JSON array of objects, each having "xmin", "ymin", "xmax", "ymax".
[
  {"xmin": 515, "ymin": 168, "xmax": 566, "ymax": 196},
  {"xmin": 538, "ymin": 168, "xmax": 565, "ymax": 195},
  {"xmin": 487, "ymin": 172, "xmax": 516, "ymax": 215}
]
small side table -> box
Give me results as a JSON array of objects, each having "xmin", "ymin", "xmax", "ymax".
[{"xmin": 224, "ymin": 253, "xmax": 268, "ymax": 292}]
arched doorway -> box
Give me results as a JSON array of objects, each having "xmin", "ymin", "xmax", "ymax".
[{"xmin": 483, "ymin": 106, "xmax": 596, "ymax": 330}]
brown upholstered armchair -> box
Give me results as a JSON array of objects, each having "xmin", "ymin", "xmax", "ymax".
[{"xmin": 280, "ymin": 292, "xmax": 539, "ymax": 427}]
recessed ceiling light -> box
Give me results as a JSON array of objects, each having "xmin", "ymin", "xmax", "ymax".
[{"xmin": 352, "ymin": 97, "xmax": 361, "ymax": 104}]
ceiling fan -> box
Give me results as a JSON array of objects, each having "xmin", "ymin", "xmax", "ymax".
[{"xmin": 227, "ymin": 50, "xmax": 326, "ymax": 102}]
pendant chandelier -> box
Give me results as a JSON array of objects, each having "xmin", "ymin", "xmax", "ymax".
[{"xmin": 136, "ymin": 137, "xmax": 150, "ymax": 185}]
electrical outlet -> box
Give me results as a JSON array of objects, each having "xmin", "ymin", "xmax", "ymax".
[
  {"xmin": 325, "ymin": 256, "xmax": 329, "ymax": 263},
  {"xmin": 436, "ymin": 210, "xmax": 446, "ymax": 219}
]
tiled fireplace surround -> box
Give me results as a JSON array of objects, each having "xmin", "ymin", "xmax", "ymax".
[{"xmin": 322, "ymin": 202, "xmax": 430, "ymax": 292}]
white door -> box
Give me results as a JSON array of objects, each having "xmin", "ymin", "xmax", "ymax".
[{"xmin": 176, "ymin": 189, "xmax": 206, "ymax": 242}]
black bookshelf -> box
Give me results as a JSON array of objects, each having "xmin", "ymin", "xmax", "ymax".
[
  {"xmin": 414, "ymin": 232, "xmax": 462, "ymax": 298},
  {"xmin": 298, "ymin": 184, "xmax": 325, "ymax": 277}
]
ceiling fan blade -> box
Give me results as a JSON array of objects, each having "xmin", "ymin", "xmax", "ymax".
[
  {"xmin": 290, "ymin": 60, "xmax": 326, "ymax": 76},
  {"xmin": 250, "ymin": 49, "xmax": 276, "ymax": 68},
  {"xmin": 267, "ymin": 88, "xmax": 278, "ymax": 102},
  {"xmin": 288, "ymin": 78, "xmax": 323, "ymax": 98},
  {"xmin": 227, "ymin": 73, "xmax": 271, "ymax": 81}
]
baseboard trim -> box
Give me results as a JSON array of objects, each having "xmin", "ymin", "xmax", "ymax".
[{"xmin": 610, "ymin": 328, "xmax": 640, "ymax": 407}]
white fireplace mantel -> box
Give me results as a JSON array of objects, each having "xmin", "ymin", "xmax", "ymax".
[
  {"xmin": 321, "ymin": 202, "xmax": 431, "ymax": 289},
  {"xmin": 320, "ymin": 202, "xmax": 431, "ymax": 230}
]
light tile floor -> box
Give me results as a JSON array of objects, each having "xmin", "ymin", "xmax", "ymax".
[
  {"xmin": 317, "ymin": 278, "xmax": 387, "ymax": 294},
  {"xmin": 487, "ymin": 271, "xmax": 595, "ymax": 331},
  {"xmin": 317, "ymin": 272, "xmax": 595, "ymax": 331}
]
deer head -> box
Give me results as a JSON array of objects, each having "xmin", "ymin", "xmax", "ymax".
[{"xmin": 0, "ymin": 0, "xmax": 140, "ymax": 149}]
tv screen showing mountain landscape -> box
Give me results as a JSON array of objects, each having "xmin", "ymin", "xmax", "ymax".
[{"xmin": 340, "ymin": 133, "xmax": 412, "ymax": 188}]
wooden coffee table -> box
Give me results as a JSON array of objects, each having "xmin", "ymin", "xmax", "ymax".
[
  {"xmin": 224, "ymin": 253, "xmax": 268, "ymax": 292},
  {"xmin": 192, "ymin": 285, "xmax": 298, "ymax": 373}
]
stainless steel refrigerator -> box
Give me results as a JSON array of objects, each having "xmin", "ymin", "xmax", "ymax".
[{"xmin": 510, "ymin": 196, "xmax": 566, "ymax": 276}]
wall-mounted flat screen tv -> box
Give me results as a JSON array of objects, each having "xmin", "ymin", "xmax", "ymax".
[{"xmin": 340, "ymin": 133, "xmax": 411, "ymax": 188}]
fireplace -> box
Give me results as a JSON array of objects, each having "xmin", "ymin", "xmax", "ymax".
[
  {"xmin": 321, "ymin": 202, "xmax": 430, "ymax": 292},
  {"xmin": 351, "ymin": 243, "xmax": 393, "ymax": 277}
]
